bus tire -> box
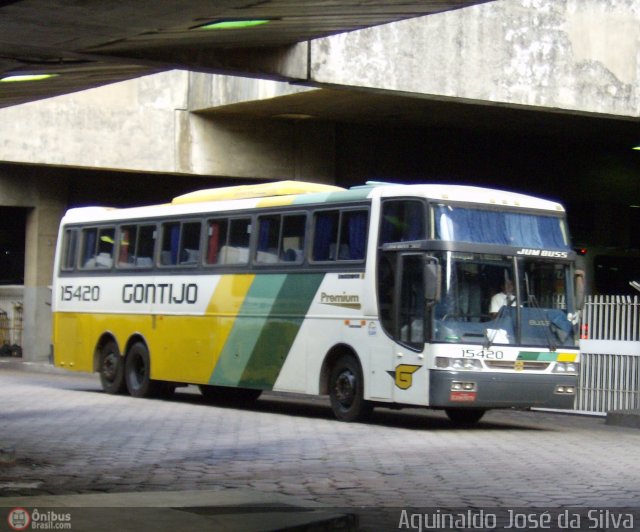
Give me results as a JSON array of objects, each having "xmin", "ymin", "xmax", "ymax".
[
  {"xmin": 98, "ymin": 340, "xmax": 125, "ymax": 394},
  {"xmin": 329, "ymin": 355, "xmax": 372, "ymax": 422},
  {"xmin": 445, "ymin": 408, "xmax": 486, "ymax": 426},
  {"xmin": 124, "ymin": 342, "xmax": 162, "ymax": 398}
]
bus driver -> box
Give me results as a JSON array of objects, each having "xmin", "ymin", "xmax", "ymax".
[{"xmin": 490, "ymin": 279, "xmax": 515, "ymax": 318}]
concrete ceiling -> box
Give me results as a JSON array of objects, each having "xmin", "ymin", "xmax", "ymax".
[{"xmin": 0, "ymin": 0, "xmax": 491, "ymax": 109}]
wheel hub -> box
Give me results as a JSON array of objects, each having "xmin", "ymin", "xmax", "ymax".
[
  {"xmin": 335, "ymin": 370, "xmax": 356, "ymax": 406},
  {"xmin": 102, "ymin": 353, "xmax": 118, "ymax": 381}
]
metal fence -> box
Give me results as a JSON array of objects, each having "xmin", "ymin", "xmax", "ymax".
[
  {"xmin": 0, "ymin": 285, "xmax": 23, "ymax": 357},
  {"xmin": 577, "ymin": 295, "xmax": 640, "ymax": 413}
]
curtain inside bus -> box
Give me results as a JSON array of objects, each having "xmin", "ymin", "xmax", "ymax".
[{"xmin": 435, "ymin": 206, "xmax": 569, "ymax": 250}]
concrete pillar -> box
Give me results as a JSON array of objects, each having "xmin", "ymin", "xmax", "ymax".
[{"xmin": 15, "ymin": 172, "xmax": 68, "ymax": 362}]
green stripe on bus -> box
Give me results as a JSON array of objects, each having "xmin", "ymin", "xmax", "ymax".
[
  {"xmin": 517, "ymin": 351, "xmax": 558, "ymax": 361},
  {"xmin": 292, "ymin": 187, "xmax": 373, "ymax": 205},
  {"xmin": 238, "ymin": 273, "xmax": 325, "ymax": 389},
  {"xmin": 209, "ymin": 273, "xmax": 324, "ymax": 388},
  {"xmin": 209, "ymin": 274, "xmax": 288, "ymax": 387}
]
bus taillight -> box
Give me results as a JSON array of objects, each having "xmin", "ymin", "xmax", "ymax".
[{"xmin": 580, "ymin": 324, "xmax": 589, "ymax": 340}]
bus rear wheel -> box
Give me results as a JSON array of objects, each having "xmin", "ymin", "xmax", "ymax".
[
  {"xmin": 98, "ymin": 340, "xmax": 125, "ymax": 394},
  {"xmin": 124, "ymin": 342, "xmax": 163, "ymax": 398},
  {"xmin": 329, "ymin": 355, "xmax": 372, "ymax": 422},
  {"xmin": 445, "ymin": 408, "xmax": 486, "ymax": 426}
]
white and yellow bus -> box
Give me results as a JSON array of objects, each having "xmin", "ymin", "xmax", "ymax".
[{"xmin": 52, "ymin": 180, "xmax": 581, "ymax": 424}]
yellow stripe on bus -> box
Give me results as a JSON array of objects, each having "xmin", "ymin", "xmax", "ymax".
[
  {"xmin": 154, "ymin": 274, "xmax": 256, "ymax": 383},
  {"xmin": 52, "ymin": 274, "xmax": 257, "ymax": 385},
  {"xmin": 256, "ymin": 195, "xmax": 298, "ymax": 208}
]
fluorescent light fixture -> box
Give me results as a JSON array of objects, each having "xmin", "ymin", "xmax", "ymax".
[
  {"xmin": 197, "ymin": 19, "xmax": 270, "ymax": 30},
  {"xmin": 0, "ymin": 73, "xmax": 58, "ymax": 83},
  {"xmin": 633, "ymin": 145, "xmax": 640, "ymax": 151},
  {"xmin": 273, "ymin": 113, "xmax": 314, "ymax": 120}
]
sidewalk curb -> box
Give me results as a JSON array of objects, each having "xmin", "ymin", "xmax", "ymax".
[
  {"xmin": 0, "ymin": 358, "xmax": 75, "ymax": 375},
  {"xmin": 606, "ymin": 409, "xmax": 640, "ymax": 430},
  {"xmin": 0, "ymin": 489, "xmax": 358, "ymax": 532}
]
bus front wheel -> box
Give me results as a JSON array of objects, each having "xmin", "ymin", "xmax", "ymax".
[
  {"xmin": 98, "ymin": 340, "xmax": 125, "ymax": 394},
  {"xmin": 329, "ymin": 355, "xmax": 372, "ymax": 422},
  {"xmin": 124, "ymin": 342, "xmax": 162, "ymax": 398}
]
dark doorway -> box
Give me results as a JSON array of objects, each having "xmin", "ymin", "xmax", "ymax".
[{"xmin": 0, "ymin": 207, "xmax": 26, "ymax": 285}]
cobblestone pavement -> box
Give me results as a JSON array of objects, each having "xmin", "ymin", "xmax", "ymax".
[{"xmin": 1, "ymin": 363, "xmax": 639, "ymax": 528}]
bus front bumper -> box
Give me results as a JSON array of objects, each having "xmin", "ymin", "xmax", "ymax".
[{"xmin": 429, "ymin": 370, "xmax": 578, "ymax": 410}]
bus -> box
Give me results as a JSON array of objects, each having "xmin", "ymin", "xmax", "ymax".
[
  {"xmin": 574, "ymin": 245, "xmax": 640, "ymax": 296},
  {"xmin": 52, "ymin": 180, "xmax": 582, "ymax": 424}
]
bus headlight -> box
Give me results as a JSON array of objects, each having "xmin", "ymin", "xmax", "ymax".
[
  {"xmin": 553, "ymin": 362, "xmax": 580, "ymax": 374},
  {"xmin": 555, "ymin": 385, "xmax": 576, "ymax": 395},
  {"xmin": 436, "ymin": 357, "xmax": 482, "ymax": 370},
  {"xmin": 451, "ymin": 381, "xmax": 477, "ymax": 392}
]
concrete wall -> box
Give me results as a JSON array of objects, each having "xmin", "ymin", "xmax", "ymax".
[
  {"xmin": 0, "ymin": 71, "xmax": 188, "ymax": 173},
  {"xmin": 309, "ymin": 0, "xmax": 640, "ymax": 118},
  {"xmin": 0, "ymin": 70, "xmax": 335, "ymax": 182},
  {"xmin": 0, "ymin": 166, "xmax": 68, "ymax": 362}
]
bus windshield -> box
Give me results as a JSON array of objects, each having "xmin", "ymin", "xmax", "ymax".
[{"xmin": 432, "ymin": 251, "xmax": 577, "ymax": 348}]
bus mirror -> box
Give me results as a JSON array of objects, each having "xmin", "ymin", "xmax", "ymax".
[
  {"xmin": 574, "ymin": 269, "xmax": 585, "ymax": 309},
  {"xmin": 424, "ymin": 257, "xmax": 441, "ymax": 304}
]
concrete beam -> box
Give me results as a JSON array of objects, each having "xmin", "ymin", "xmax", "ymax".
[
  {"xmin": 177, "ymin": 114, "xmax": 335, "ymax": 183},
  {"xmin": 309, "ymin": 0, "xmax": 640, "ymax": 118},
  {"xmin": 188, "ymin": 74, "xmax": 314, "ymax": 112},
  {"xmin": 0, "ymin": 70, "xmax": 335, "ymax": 183},
  {"xmin": 0, "ymin": 71, "xmax": 188, "ymax": 174},
  {"xmin": 112, "ymin": 44, "xmax": 309, "ymax": 83}
]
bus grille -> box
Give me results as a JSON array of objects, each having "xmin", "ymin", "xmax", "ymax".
[{"xmin": 485, "ymin": 360, "xmax": 551, "ymax": 371}]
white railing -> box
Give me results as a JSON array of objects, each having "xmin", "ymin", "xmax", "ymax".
[{"xmin": 577, "ymin": 295, "xmax": 640, "ymax": 413}]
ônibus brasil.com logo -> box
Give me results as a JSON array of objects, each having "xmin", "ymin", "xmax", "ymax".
[
  {"xmin": 7, "ymin": 507, "xmax": 72, "ymax": 530},
  {"xmin": 7, "ymin": 508, "xmax": 30, "ymax": 531}
]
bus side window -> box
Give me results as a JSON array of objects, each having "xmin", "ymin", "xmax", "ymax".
[
  {"xmin": 160, "ymin": 222, "xmax": 180, "ymax": 266},
  {"xmin": 339, "ymin": 210, "xmax": 368, "ymax": 260},
  {"xmin": 312, "ymin": 209, "xmax": 368, "ymax": 262},
  {"xmin": 281, "ymin": 214, "xmax": 305, "ymax": 263},
  {"xmin": 206, "ymin": 219, "xmax": 228, "ymax": 265},
  {"xmin": 136, "ymin": 225, "xmax": 155, "ymax": 267},
  {"xmin": 179, "ymin": 222, "xmax": 201, "ymax": 265},
  {"xmin": 81, "ymin": 227, "xmax": 115, "ymax": 269},
  {"xmin": 256, "ymin": 213, "xmax": 306, "ymax": 264},
  {"xmin": 61, "ymin": 229, "xmax": 78, "ymax": 270},
  {"xmin": 256, "ymin": 215, "xmax": 281, "ymax": 264},
  {"xmin": 312, "ymin": 211, "xmax": 339, "ymax": 261},
  {"xmin": 118, "ymin": 225, "xmax": 137, "ymax": 267},
  {"xmin": 380, "ymin": 200, "xmax": 425, "ymax": 245},
  {"xmin": 207, "ymin": 217, "xmax": 251, "ymax": 265},
  {"xmin": 225, "ymin": 218, "xmax": 250, "ymax": 264},
  {"xmin": 118, "ymin": 224, "xmax": 156, "ymax": 269},
  {"xmin": 159, "ymin": 221, "xmax": 201, "ymax": 267}
]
